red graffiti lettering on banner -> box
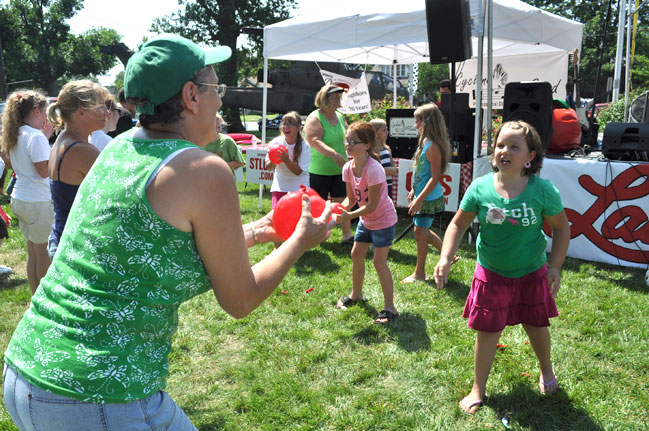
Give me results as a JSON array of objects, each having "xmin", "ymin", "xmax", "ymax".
[
  {"xmin": 543, "ymin": 164, "xmax": 649, "ymax": 263},
  {"xmin": 405, "ymin": 171, "xmax": 413, "ymax": 191},
  {"xmin": 441, "ymin": 174, "xmax": 452, "ymax": 196}
]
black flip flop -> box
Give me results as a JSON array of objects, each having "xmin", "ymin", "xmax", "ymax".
[
  {"xmin": 336, "ymin": 295, "xmax": 366, "ymax": 309},
  {"xmin": 374, "ymin": 309, "xmax": 398, "ymax": 324}
]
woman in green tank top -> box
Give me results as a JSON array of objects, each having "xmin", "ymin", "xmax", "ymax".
[
  {"xmin": 3, "ymin": 34, "xmax": 335, "ymax": 431},
  {"xmin": 304, "ymin": 84, "xmax": 353, "ymax": 242}
]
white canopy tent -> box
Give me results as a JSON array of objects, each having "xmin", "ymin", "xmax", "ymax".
[
  {"xmin": 263, "ymin": 0, "xmax": 581, "ymax": 63},
  {"xmin": 260, "ymin": 0, "xmax": 583, "ymax": 144}
]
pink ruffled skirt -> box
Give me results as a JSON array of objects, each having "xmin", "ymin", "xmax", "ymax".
[{"xmin": 462, "ymin": 263, "xmax": 558, "ymax": 333}]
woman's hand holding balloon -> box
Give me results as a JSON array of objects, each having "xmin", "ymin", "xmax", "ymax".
[{"xmin": 291, "ymin": 195, "xmax": 335, "ymax": 250}]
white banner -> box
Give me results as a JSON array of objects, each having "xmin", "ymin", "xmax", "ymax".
[
  {"xmin": 246, "ymin": 149, "xmax": 274, "ymax": 186},
  {"xmin": 539, "ymin": 158, "xmax": 649, "ymax": 268},
  {"xmin": 395, "ymin": 159, "xmax": 461, "ymax": 212},
  {"xmin": 320, "ymin": 69, "xmax": 371, "ymax": 114},
  {"xmin": 455, "ymin": 51, "xmax": 568, "ymax": 109}
]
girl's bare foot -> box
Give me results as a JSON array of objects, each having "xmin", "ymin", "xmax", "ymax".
[
  {"xmin": 459, "ymin": 395, "xmax": 483, "ymax": 415},
  {"xmin": 400, "ymin": 274, "xmax": 425, "ymax": 284}
]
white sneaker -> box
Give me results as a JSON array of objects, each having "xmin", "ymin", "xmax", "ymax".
[{"xmin": 0, "ymin": 265, "xmax": 12, "ymax": 276}]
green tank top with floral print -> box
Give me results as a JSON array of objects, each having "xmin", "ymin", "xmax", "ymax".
[{"xmin": 5, "ymin": 136, "xmax": 211, "ymax": 403}]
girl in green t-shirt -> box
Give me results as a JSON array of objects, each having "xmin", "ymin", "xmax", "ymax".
[{"xmin": 433, "ymin": 120, "xmax": 571, "ymax": 415}]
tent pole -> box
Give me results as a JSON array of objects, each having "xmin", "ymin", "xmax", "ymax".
[
  {"xmin": 393, "ymin": 45, "xmax": 398, "ymax": 107},
  {"xmin": 487, "ymin": 0, "xmax": 493, "ymax": 151},
  {"xmin": 260, "ymin": 52, "xmax": 269, "ymax": 209},
  {"xmin": 624, "ymin": 1, "xmax": 633, "ymax": 121},
  {"xmin": 473, "ymin": 0, "xmax": 487, "ymax": 161},
  {"xmin": 612, "ymin": 0, "xmax": 627, "ymax": 103}
]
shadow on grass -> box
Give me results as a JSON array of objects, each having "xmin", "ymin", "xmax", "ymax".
[
  {"xmin": 487, "ymin": 383, "xmax": 603, "ymax": 430},
  {"xmin": 318, "ymin": 240, "xmax": 354, "ymax": 258},
  {"xmin": 443, "ymin": 279, "xmax": 471, "ymax": 305},
  {"xmin": 386, "ymin": 247, "xmax": 418, "ymax": 266},
  {"xmin": 0, "ymin": 276, "xmax": 28, "ymax": 291},
  {"xmin": 351, "ymin": 305, "xmax": 431, "ymax": 353},
  {"xmin": 177, "ymin": 403, "xmax": 227, "ymax": 431},
  {"xmin": 294, "ymin": 248, "xmax": 340, "ymax": 275},
  {"xmin": 564, "ymin": 258, "xmax": 648, "ymax": 294}
]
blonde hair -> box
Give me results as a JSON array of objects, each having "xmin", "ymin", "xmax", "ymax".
[
  {"xmin": 47, "ymin": 80, "xmax": 106, "ymax": 129},
  {"xmin": 369, "ymin": 118, "xmax": 388, "ymax": 156},
  {"xmin": 1, "ymin": 89, "xmax": 48, "ymax": 153},
  {"xmin": 314, "ymin": 84, "xmax": 343, "ymax": 109},
  {"xmin": 412, "ymin": 103, "xmax": 450, "ymax": 174},
  {"xmin": 491, "ymin": 120, "xmax": 544, "ymax": 176},
  {"xmin": 348, "ymin": 121, "xmax": 380, "ymax": 162},
  {"xmin": 215, "ymin": 113, "xmax": 228, "ymax": 127},
  {"xmin": 104, "ymin": 92, "xmax": 117, "ymax": 110}
]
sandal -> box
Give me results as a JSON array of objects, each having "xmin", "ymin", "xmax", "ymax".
[
  {"xmin": 459, "ymin": 396, "xmax": 483, "ymax": 415},
  {"xmin": 374, "ymin": 309, "xmax": 398, "ymax": 324},
  {"xmin": 341, "ymin": 236, "xmax": 355, "ymax": 245},
  {"xmin": 538, "ymin": 377, "xmax": 559, "ymax": 395},
  {"xmin": 336, "ymin": 295, "xmax": 366, "ymax": 309}
]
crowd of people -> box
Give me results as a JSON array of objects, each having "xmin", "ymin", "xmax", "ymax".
[{"xmin": 0, "ymin": 33, "xmax": 570, "ymax": 429}]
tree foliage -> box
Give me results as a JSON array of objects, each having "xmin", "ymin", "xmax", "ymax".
[
  {"xmin": 0, "ymin": 0, "xmax": 121, "ymax": 96},
  {"xmin": 152, "ymin": 0, "xmax": 297, "ymax": 131},
  {"xmin": 528, "ymin": 0, "xmax": 649, "ymax": 100},
  {"xmin": 415, "ymin": 63, "xmax": 450, "ymax": 103}
]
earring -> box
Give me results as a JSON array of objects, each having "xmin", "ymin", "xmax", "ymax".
[{"xmin": 524, "ymin": 161, "xmax": 532, "ymax": 169}]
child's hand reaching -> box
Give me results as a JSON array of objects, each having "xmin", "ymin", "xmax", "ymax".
[
  {"xmin": 547, "ymin": 267, "xmax": 561, "ymax": 298},
  {"xmin": 434, "ymin": 259, "xmax": 451, "ymax": 289}
]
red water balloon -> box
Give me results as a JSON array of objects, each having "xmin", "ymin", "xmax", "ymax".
[
  {"xmin": 273, "ymin": 185, "xmax": 327, "ymax": 240},
  {"xmin": 268, "ymin": 143, "xmax": 288, "ymax": 164},
  {"xmin": 331, "ymin": 203, "xmax": 345, "ymax": 216}
]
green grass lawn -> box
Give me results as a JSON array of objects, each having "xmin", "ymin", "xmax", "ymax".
[{"xmin": 0, "ymin": 185, "xmax": 648, "ymax": 430}]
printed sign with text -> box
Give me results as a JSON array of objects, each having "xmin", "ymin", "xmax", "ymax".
[
  {"xmin": 396, "ymin": 159, "xmax": 460, "ymax": 212},
  {"xmin": 246, "ymin": 149, "xmax": 274, "ymax": 186}
]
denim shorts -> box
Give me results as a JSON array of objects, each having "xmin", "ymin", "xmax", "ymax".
[
  {"xmin": 3, "ymin": 363, "xmax": 197, "ymax": 431},
  {"xmin": 47, "ymin": 234, "xmax": 59, "ymax": 261},
  {"xmin": 354, "ymin": 221, "xmax": 396, "ymax": 248}
]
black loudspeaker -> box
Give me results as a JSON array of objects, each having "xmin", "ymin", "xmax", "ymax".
[
  {"xmin": 425, "ymin": 0, "xmax": 472, "ymax": 64},
  {"xmin": 603, "ymin": 122, "xmax": 649, "ymax": 161},
  {"xmin": 503, "ymin": 82, "xmax": 554, "ymax": 151},
  {"xmin": 441, "ymin": 93, "xmax": 475, "ymax": 163}
]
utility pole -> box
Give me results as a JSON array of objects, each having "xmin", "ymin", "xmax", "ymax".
[{"xmin": 0, "ymin": 33, "xmax": 7, "ymax": 100}]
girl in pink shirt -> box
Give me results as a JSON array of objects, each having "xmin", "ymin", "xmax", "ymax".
[{"xmin": 336, "ymin": 122, "xmax": 398, "ymax": 324}]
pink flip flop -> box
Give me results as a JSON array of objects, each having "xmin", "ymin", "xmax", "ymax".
[
  {"xmin": 459, "ymin": 396, "xmax": 483, "ymax": 415},
  {"xmin": 538, "ymin": 377, "xmax": 559, "ymax": 394}
]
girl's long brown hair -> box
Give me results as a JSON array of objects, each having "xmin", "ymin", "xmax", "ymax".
[{"xmin": 412, "ymin": 103, "xmax": 450, "ymax": 174}]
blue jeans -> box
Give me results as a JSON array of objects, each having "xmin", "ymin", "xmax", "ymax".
[
  {"xmin": 3, "ymin": 363, "xmax": 197, "ymax": 431},
  {"xmin": 354, "ymin": 221, "xmax": 396, "ymax": 248}
]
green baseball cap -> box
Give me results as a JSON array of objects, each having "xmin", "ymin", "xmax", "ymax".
[{"xmin": 124, "ymin": 34, "xmax": 232, "ymax": 115}]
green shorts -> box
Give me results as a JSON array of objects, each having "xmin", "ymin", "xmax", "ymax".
[{"xmin": 413, "ymin": 195, "xmax": 444, "ymax": 228}]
